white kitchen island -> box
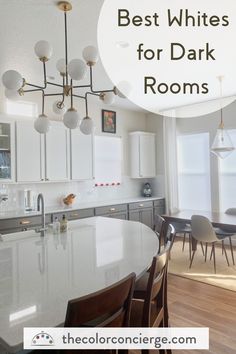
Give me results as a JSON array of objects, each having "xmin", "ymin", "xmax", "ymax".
[{"xmin": 0, "ymin": 217, "xmax": 159, "ymax": 353}]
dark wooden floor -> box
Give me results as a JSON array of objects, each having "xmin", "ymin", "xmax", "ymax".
[{"xmin": 131, "ymin": 274, "xmax": 236, "ymax": 354}]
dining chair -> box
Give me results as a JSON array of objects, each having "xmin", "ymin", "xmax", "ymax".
[
  {"xmin": 153, "ymin": 214, "xmax": 166, "ymax": 252},
  {"xmin": 214, "ymin": 208, "xmax": 236, "ymax": 265},
  {"xmin": 168, "ymin": 221, "xmax": 194, "ymax": 260},
  {"xmin": 131, "ymin": 237, "xmax": 173, "ymax": 354},
  {"xmin": 64, "ymin": 273, "xmax": 136, "ymax": 354},
  {"xmin": 191, "ymin": 215, "xmax": 231, "ymax": 273}
]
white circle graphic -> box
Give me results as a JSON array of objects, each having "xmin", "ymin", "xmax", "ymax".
[{"xmin": 98, "ymin": 0, "xmax": 236, "ymax": 117}]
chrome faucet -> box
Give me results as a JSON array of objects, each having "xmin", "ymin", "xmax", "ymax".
[{"xmin": 36, "ymin": 193, "xmax": 47, "ymax": 237}]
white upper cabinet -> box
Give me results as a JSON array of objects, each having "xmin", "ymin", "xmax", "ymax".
[
  {"xmin": 45, "ymin": 121, "xmax": 69, "ymax": 182},
  {"xmin": 16, "ymin": 120, "xmax": 43, "ymax": 182},
  {"xmin": 70, "ymin": 129, "xmax": 94, "ymax": 181},
  {"xmin": 129, "ymin": 131, "xmax": 156, "ymax": 178},
  {"xmin": 0, "ymin": 117, "xmax": 15, "ymax": 182}
]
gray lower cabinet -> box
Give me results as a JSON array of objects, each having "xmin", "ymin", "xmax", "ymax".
[
  {"xmin": 95, "ymin": 204, "xmax": 128, "ymax": 220},
  {"xmin": 129, "ymin": 201, "xmax": 154, "ymax": 229},
  {"xmin": 0, "ymin": 199, "xmax": 165, "ymax": 235}
]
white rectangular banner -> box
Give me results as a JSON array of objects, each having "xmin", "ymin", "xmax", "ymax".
[{"xmin": 24, "ymin": 327, "xmax": 209, "ymax": 350}]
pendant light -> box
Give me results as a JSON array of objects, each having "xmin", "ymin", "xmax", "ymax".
[{"xmin": 211, "ymin": 76, "xmax": 235, "ymax": 159}]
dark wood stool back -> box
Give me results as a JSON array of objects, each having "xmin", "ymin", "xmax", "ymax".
[{"xmin": 65, "ymin": 273, "xmax": 136, "ymax": 328}]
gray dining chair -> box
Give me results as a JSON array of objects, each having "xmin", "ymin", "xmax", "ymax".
[
  {"xmin": 191, "ymin": 215, "xmax": 231, "ymax": 273},
  {"xmin": 214, "ymin": 208, "xmax": 236, "ymax": 265}
]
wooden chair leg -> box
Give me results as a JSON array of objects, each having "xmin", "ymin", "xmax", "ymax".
[
  {"xmin": 189, "ymin": 250, "xmax": 196, "ymax": 268},
  {"xmin": 210, "ymin": 246, "xmax": 213, "ymax": 261},
  {"xmin": 188, "ymin": 234, "xmax": 192, "ymax": 260},
  {"xmin": 229, "ymin": 237, "xmax": 235, "ymax": 265},
  {"xmin": 205, "ymin": 243, "xmax": 208, "ymax": 262},
  {"xmin": 212, "ymin": 243, "xmax": 216, "ymax": 273},
  {"xmin": 222, "ymin": 242, "xmax": 230, "ymax": 266},
  {"xmin": 222, "ymin": 240, "xmax": 224, "ymax": 255},
  {"xmin": 182, "ymin": 233, "xmax": 186, "ymax": 251}
]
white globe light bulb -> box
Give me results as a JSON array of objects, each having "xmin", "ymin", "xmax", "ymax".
[
  {"xmin": 34, "ymin": 114, "xmax": 51, "ymax": 134},
  {"xmin": 100, "ymin": 92, "xmax": 115, "ymax": 105},
  {"xmin": 63, "ymin": 109, "xmax": 80, "ymax": 129},
  {"xmin": 34, "ymin": 40, "xmax": 53, "ymax": 61},
  {"xmin": 5, "ymin": 89, "xmax": 20, "ymax": 101},
  {"xmin": 82, "ymin": 46, "xmax": 99, "ymax": 65},
  {"xmin": 2, "ymin": 70, "xmax": 23, "ymax": 90},
  {"xmin": 68, "ymin": 59, "xmax": 87, "ymax": 81},
  {"xmin": 56, "ymin": 58, "xmax": 66, "ymax": 75},
  {"xmin": 53, "ymin": 100, "xmax": 66, "ymax": 115},
  {"xmin": 114, "ymin": 81, "xmax": 132, "ymax": 99},
  {"xmin": 80, "ymin": 116, "xmax": 94, "ymax": 135}
]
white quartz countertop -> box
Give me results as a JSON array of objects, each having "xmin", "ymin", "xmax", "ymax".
[
  {"xmin": 0, "ymin": 217, "xmax": 159, "ymax": 353},
  {"xmin": 0, "ymin": 196, "xmax": 164, "ymax": 220}
]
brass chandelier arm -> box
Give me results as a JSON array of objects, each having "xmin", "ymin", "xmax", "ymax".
[
  {"xmin": 89, "ymin": 66, "xmax": 115, "ymax": 94},
  {"xmin": 47, "ymin": 82, "xmax": 64, "ymax": 88},
  {"xmin": 25, "ymin": 61, "xmax": 48, "ymax": 91},
  {"xmin": 85, "ymin": 92, "xmax": 100, "ymax": 116},
  {"xmin": 41, "ymin": 91, "xmax": 45, "ymax": 115}
]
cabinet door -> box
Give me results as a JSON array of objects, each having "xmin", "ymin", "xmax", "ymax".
[
  {"xmin": 70, "ymin": 130, "xmax": 94, "ymax": 180},
  {"xmin": 140, "ymin": 208, "xmax": 154, "ymax": 229},
  {"xmin": 139, "ymin": 134, "xmax": 156, "ymax": 178},
  {"xmin": 16, "ymin": 121, "xmax": 43, "ymax": 182},
  {"xmin": 129, "ymin": 210, "xmax": 141, "ymax": 222},
  {"xmin": 45, "ymin": 122, "xmax": 69, "ymax": 181},
  {"xmin": 0, "ymin": 119, "xmax": 15, "ymax": 182}
]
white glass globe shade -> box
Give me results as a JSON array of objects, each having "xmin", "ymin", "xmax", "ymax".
[
  {"xmin": 34, "ymin": 114, "xmax": 51, "ymax": 134},
  {"xmin": 53, "ymin": 100, "xmax": 66, "ymax": 115},
  {"xmin": 80, "ymin": 116, "xmax": 94, "ymax": 135},
  {"xmin": 82, "ymin": 46, "xmax": 99, "ymax": 65},
  {"xmin": 68, "ymin": 59, "xmax": 87, "ymax": 81},
  {"xmin": 56, "ymin": 58, "xmax": 66, "ymax": 75},
  {"xmin": 34, "ymin": 40, "xmax": 53, "ymax": 60},
  {"xmin": 5, "ymin": 89, "xmax": 20, "ymax": 101},
  {"xmin": 115, "ymin": 81, "xmax": 132, "ymax": 98},
  {"xmin": 2, "ymin": 70, "xmax": 23, "ymax": 90},
  {"xmin": 63, "ymin": 109, "xmax": 80, "ymax": 129},
  {"xmin": 100, "ymin": 92, "xmax": 115, "ymax": 105}
]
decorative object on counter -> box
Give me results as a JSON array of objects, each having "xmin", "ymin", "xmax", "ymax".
[
  {"xmin": 60, "ymin": 214, "xmax": 68, "ymax": 233},
  {"xmin": 0, "ymin": 193, "xmax": 8, "ymax": 204},
  {"xmin": 143, "ymin": 182, "xmax": 152, "ymax": 197},
  {"xmin": 63, "ymin": 193, "xmax": 76, "ymax": 206},
  {"xmin": 1, "ymin": 1, "xmax": 129, "ymax": 136},
  {"xmin": 102, "ymin": 110, "xmax": 116, "ymax": 134},
  {"xmin": 22, "ymin": 190, "xmax": 36, "ymax": 211}
]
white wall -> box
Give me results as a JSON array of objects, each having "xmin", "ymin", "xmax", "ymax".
[{"xmin": 0, "ymin": 89, "xmax": 154, "ymax": 211}]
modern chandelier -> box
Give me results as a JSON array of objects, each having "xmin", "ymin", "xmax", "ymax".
[
  {"xmin": 1, "ymin": 1, "xmax": 127, "ymax": 135},
  {"xmin": 211, "ymin": 76, "xmax": 235, "ymax": 159}
]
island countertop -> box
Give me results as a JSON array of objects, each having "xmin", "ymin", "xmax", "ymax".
[{"xmin": 0, "ymin": 217, "xmax": 159, "ymax": 353}]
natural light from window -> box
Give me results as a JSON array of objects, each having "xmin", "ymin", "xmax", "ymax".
[
  {"xmin": 6, "ymin": 100, "xmax": 37, "ymax": 117},
  {"xmin": 219, "ymin": 129, "xmax": 236, "ymax": 212},
  {"xmin": 177, "ymin": 133, "xmax": 211, "ymax": 211}
]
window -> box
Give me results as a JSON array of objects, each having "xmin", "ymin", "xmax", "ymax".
[
  {"xmin": 177, "ymin": 133, "xmax": 211, "ymax": 210},
  {"xmin": 6, "ymin": 100, "xmax": 37, "ymax": 117},
  {"xmin": 94, "ymin": 136, "xmax": 122, "ymax": 185},
  {"xmin": 219, "ymin": 129, "xmax": 236, "ymax": 211}
]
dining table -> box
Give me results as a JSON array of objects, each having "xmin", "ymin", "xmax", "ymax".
[{"xmin": 0, "ymin": 216, "xmax": 159, "ymax": 353}]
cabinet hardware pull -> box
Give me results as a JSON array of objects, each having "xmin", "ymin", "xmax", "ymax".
[
  {"xmin": 139, "ymin": 204, "xmax": 144, "ymax": 207},
  {"xmin": 70, "ymin": 213, "xmax": 79, "ymax": 217},
  {"xmin": 110, "ymin": 208, "xmax": 116, "ymax": 212},
  {"xmin": 20, "ymin": 220, "xmax": 31, "ymax": 225}
]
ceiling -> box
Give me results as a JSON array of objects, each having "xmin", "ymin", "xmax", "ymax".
[{"xmin": 0, "ymin": 0, "xmax": 144, "ymax": 112}]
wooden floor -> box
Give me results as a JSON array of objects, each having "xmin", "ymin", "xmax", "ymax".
[{"xmin": 131, "ymin": 274, "xmax": 236, "ymax": 354}]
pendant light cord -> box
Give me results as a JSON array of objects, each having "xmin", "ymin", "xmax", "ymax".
[
  {"xmin": 217, "ymin": 76, "xmax": 224, "ymax": 128},
  {"xmin": 64, "ymin": 11, "xmax": 69, "ymax": 86}
]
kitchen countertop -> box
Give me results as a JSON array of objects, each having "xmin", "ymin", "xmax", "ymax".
[
  {"xmin": 0, "ymin": 196, "xmax": 164, "ymax": 220},
  {"xmin": 0, "ymin": 217, "xmax": 159, "ymax": 352}
]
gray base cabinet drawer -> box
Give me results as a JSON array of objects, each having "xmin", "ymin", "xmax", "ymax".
[
  {"xmin": 129, "ymin": 209, "xmax": 153, "ymax": 229},
  {"xmin": 129, "ymin": 201, "xmax": 153, "ymax": 210},
  {"xmin": 95, "ymin": 204, "xmax": 127, "ymax": 216},
  {"xmin": 52, "ymin": 208, "xmax": 94, "ymax": 221},
  {"xmin": 0, "ymin": 215, "xmax": 51, "ymax": 232},
  {"xmin": 154, "ymin": 199, "xmax": 165, "ymax": 207}
]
